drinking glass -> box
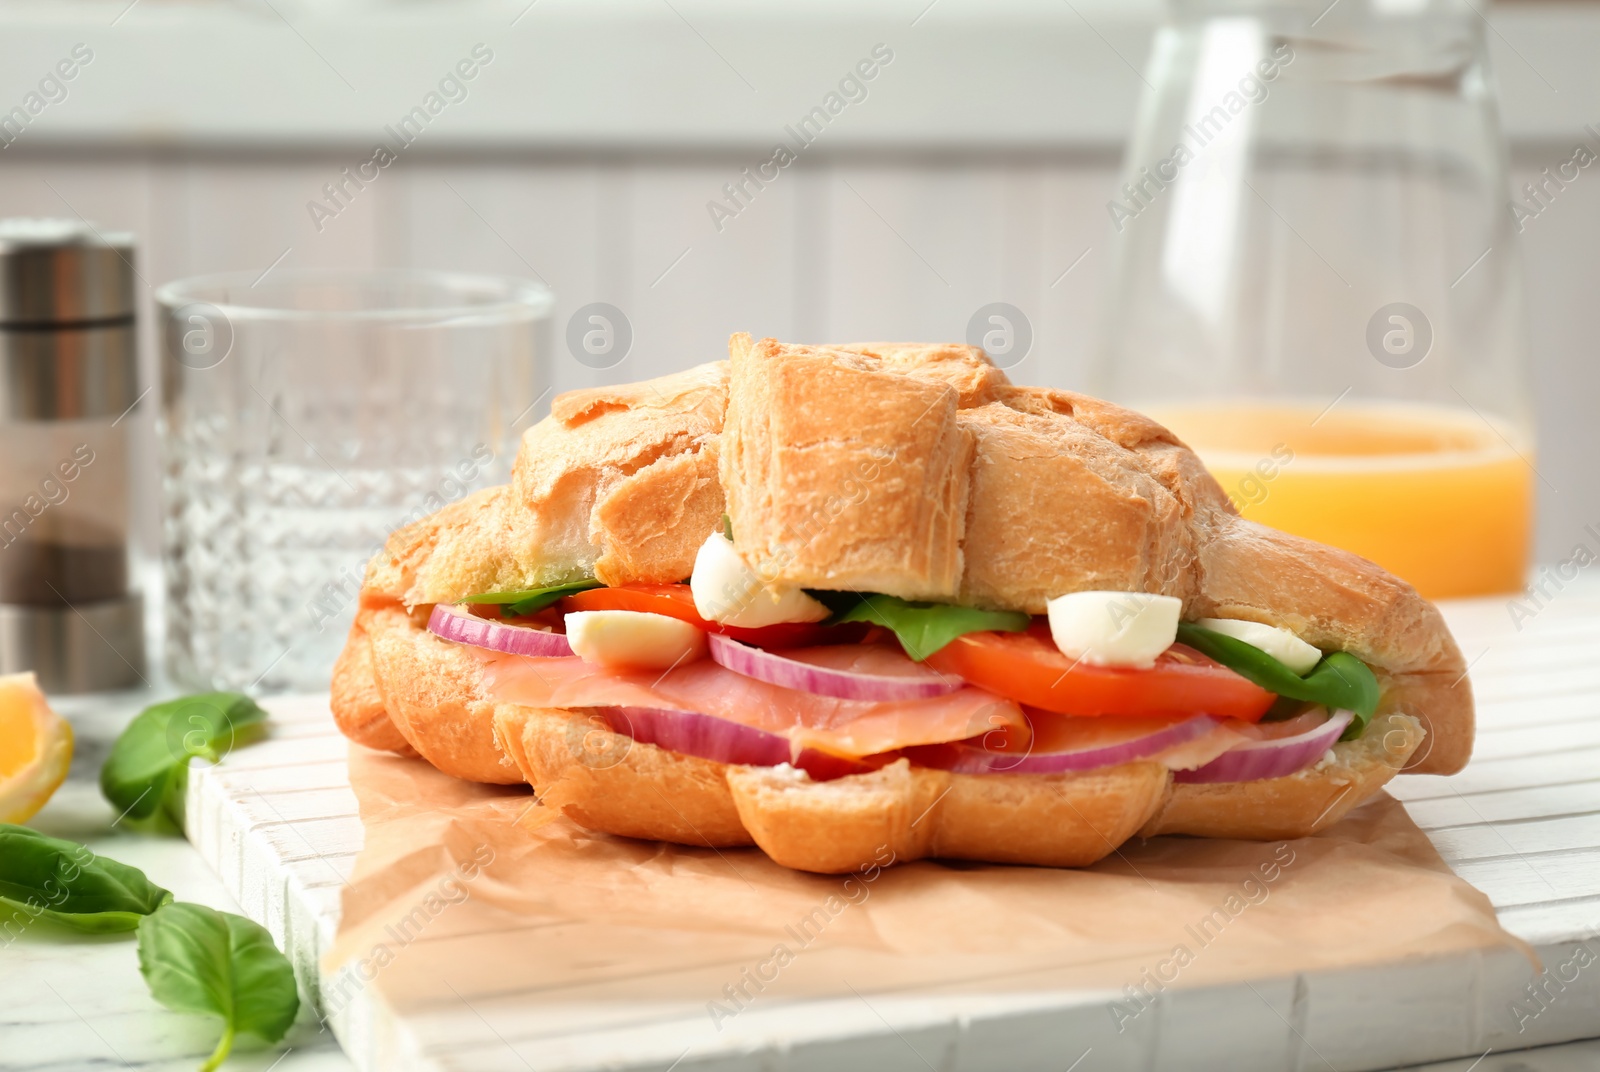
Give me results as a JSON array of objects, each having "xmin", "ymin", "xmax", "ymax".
[
  {"xmin": 1096, "ymin": 0, "xmax": 1534, "ymax": 598},
  {"xmin": 157, "ymin": 270, "xmax": 552, "ymax": 692}
]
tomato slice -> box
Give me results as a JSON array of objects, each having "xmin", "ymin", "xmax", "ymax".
[
  {"xmin": 924, "ymin": 626, "xmax": 1276, "ymax": 721},
  {"xmin": 557, "ymin": 583, "xmax": 847, "ymax": 649}
]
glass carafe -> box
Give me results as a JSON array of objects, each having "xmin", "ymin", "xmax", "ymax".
[{"xmin": 1095, "ymin": 0, "xmax": 1533, "ymax": 598}]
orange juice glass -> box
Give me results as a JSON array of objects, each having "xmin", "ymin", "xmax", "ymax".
[{"xmin": 1152, "ymin": 402, "xmax": 1532, "ymax": 599}]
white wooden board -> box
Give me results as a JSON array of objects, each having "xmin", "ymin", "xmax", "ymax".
[{"xmin": 184, "ymin": 591, "xmax": 1600, "ymax": 1072}]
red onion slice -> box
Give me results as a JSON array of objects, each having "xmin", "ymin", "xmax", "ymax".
[
  {"xmin": 1233, "ymin": 707, "xmax": 1338, "ymax": 741},
  {"xmin": 906, "ymin": 713, "xmax": 1221, "ymax": 774},
  {"xmin": 602, "ymin": 705, "xmax": 791, "ymax": 767},
  {"xmin": 707, "ymin": 633, "xmax": 962, "ymax": 701},
  {"xmin": 1175, "ymin": 708, "xmax": 1354, "ymax": 784},
  {"xmin": 598, "ymin": 706, "xmax": 876, "ymax": 781},
  {"xmin": 429, "ymin": 602, "xmax": 573, "ymax": 658}
]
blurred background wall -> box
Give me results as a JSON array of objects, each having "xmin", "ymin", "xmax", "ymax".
[{"xmin": 2, "ymin": 0, "xmax": 1596, "ymax": 569}]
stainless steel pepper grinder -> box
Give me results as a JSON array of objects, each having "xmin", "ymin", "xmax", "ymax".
[{"xmin": 0, "ymin": 218, "xmax": 146, "ymax": 692}]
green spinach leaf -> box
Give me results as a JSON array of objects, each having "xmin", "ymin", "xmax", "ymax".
[
  {"xmin": 814, "ymin": 592, "xmax": 1030, "ymax": 661},
  {"xmin": 137, "ymin": 902, "xmax": 299, "ymax": 1072},
  {"xmin": 100, "ymin": 693, "xmax": 267, "ymax": 829},
  {"xmin": 1175, "ymin": 623, "xmax": 1381, "ymax": 739},
  {"xmin": 460, "ymin": 578, "xmax": 601, "ymax": 618},
  {"xmin": 0, "ymin": 825, "xmax": 172, "ymax": 934}
]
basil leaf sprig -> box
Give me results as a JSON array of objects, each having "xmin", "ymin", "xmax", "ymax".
[
  {"xmin": 1175, "ymin": 623, "xmax": 1381, "ymax": 740},
  {"xmin": 101, "ymin": 693, "xmax": 267, "ymax": 830},
  {"xmin": 137, "ymin": 902, "xmax": 300, "ymax": 1072},
  {"xmin": 814, "ymin": 592, "xmax": 1030, "ymax": 661},
  {"xmin": 0, "ymin": 826, "xmax": 299, "ymax": 1069},
  {"xmin": 460, "ymin": 578, "xmax": 601, "ymax": 618},
  {"xmin": 0, "ymin": 824, "xmax": 172, "ymax": 935}
]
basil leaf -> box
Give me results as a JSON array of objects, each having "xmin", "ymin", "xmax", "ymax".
[
  {"xmin": 460, "ymin": 578, "xmax": 601, "ymax": 618},
  {"xmin": 815, "ymin": 592, "xmax": 1030, "ymax": 661},
  {"xmin": 100, "ymin": 693, "xmax": 267, "ymax": 830},
  {"xmin": 137, "ymin": 902, "xmax": 299, "ymax": 1072},
  {"xmin": 0, "ymin": 825, "xmax": 172, "ymax": 934},
  {"xmin": 1175, "ymin": 623, "xmax": 1381, "ymax": 739}
]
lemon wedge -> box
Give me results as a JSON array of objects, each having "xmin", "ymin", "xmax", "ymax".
[{"xmin": 0, "ymin": 672, "xmax": 73, "ymax": 824}]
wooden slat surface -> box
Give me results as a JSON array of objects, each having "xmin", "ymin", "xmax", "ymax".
[{"xmin": 184, "ymin": 588, "xmax": 1600, "ymax": 1072}]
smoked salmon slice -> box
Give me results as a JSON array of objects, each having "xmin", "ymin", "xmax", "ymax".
[{"xmin": 480, "ymin": 650, "xmax": 1028, "ymax": 758}]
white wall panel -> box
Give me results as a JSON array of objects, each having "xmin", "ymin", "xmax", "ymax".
[
  {"xmin": 821, "ymin": 164, "xmax": 1011, "ymax": 345},
  {"xmin": 4, "ymin": 3, "xmax": 1594, "ymax": 151},
  {"xmin": 1019, "ymin": 163, "xmax": 1119, "ymax": 392},
  {"xmin": 621, "ymin": 162, "xmax": 800, "ymax": 380},
  {"xmin": 155, "ymin": 159, "xmax": 382, "ymax": 278},
  {"xmin": 397, "ymin": 162, "xmax": 606, "ymax": 405},
  {"xmin": 0, "ymin": 148, "xmax": 1594, "ymax": 576}
]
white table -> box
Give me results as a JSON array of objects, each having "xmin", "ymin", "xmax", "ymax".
[{"xmin": 9, "ymin": 586, "xmax": 1600, "ymax": 1072}]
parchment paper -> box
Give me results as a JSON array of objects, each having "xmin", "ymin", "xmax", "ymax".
[{"xmin": 324, "ymin": 744, "xmax": 1532, "ymax": 1046}]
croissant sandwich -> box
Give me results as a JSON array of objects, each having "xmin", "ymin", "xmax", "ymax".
[{"xmin": 331, "ymin": 334, "xmax": 1472, "ymax": 873}]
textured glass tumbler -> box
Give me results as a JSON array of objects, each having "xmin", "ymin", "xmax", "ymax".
[{"xmin": 157, "ymin": 270, "xmax": 552, "ymax": 692}]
